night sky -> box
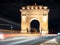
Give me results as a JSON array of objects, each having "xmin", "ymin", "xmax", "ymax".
[{"xmin": 0, "ymin": 0, "xmax": 60, "ymax": 33}]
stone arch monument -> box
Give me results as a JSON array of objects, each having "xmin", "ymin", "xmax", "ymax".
[{"xmin": 20, "ymin": 5, "xmax": 49, "ymax": 34}]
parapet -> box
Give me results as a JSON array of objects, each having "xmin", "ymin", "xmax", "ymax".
[{"xmin": 21, "ymin": 5, "xmax": 48, "ymax": 10}]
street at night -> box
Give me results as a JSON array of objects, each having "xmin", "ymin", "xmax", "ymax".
[
  {"xmin": 0, "ymin": 0, "xmax": 60, "ymax": 45},
  {"xmin": 0, "ymin": 34, "xmax": 60, "ymax": 45},
  {"xmin": 0, "ymin": 0, "xmax": 60, "ymax": 33}
]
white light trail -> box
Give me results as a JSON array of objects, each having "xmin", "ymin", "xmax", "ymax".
[
  {"xmin": 0, "ymin": 37, "xmax": 30, "ymax": 42},
  {"xmin": 6, "ymin": 36, "xmax": 39, "ymax": 45},
  {"xmin": 0, "ymin": 18, "xmax": 20, "ymax": 26}
]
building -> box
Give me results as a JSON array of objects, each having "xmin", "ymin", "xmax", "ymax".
[{"xmin": 20, "ymin": 4, "xmax": 49, "ymax": 34}]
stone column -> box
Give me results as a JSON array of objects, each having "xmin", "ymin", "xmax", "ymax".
[
  {"xmin": 21, "ymin": 14, "xmax": 27, "ymax": 33},
  {"xmin": 21, "ymin": 22, "xmax": 27, "ymax": 33}
]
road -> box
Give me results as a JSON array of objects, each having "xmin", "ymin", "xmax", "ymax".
[{"xmin": 0, "ymin": 35, "xmax": 59, "ymax": 45}]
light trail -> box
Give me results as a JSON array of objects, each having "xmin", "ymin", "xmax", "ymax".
[
  {"xmin": 0, "ymin": 18, "xmax": 20, "ymax": 26},
  {"xmin": 0, "ymin": 37, "xmax": 32, "ymax": 42},
  {"xmin": 6, "ymin": 36, "xmax": 39, "ymax": 45},
  {"xmin": 0, "ymin": 24, "xmax": 13, "ymax": 26},
  {"xmin": 0, "ymin": 36, "xmax": 58, "ymax": 45}
]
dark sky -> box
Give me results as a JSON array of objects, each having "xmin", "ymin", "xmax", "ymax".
[{"xmin": 0, "ymin": 0, "xmax": 60, "ymax": 33}]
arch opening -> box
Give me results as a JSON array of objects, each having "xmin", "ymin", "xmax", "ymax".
[{"xmin": 30, "ymin": 20, "xmax": 40, "ymax": 33}]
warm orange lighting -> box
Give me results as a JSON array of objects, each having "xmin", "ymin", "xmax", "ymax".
[
  {"xmin": 44, "ymin": 6, "xmax": 47, "ymax": 9},
  {"xmin": 35, "ymin": 6, "xmax": 38, "ymax": 9},
  {"xmin": 22, "ymin": 7, "xmax": 25, "ymax": 9},
  {"xmin": 39, "ymin": 6, "xmax": 42, "ymax": 9},
  {"xmin": 43, "ymin": 16, "xmax": 47, "ymax": 22},
  {"xmin": 42, "ymin": 31, "xmax": 48, "ymax": 35},
  {"xmin": 22, "ymin": 16, "xmax": 26, "ymax": 22},
  {"xmin": 20, "ymin": 5, "xmax": 49, "ymax": 34},
  {"xmin": 31, "ymin": 6, "xmax": 34, "ymax": 9},
  {"xmin": 27, "ymin": 6, "xmax": 30, "ymax": 9}
]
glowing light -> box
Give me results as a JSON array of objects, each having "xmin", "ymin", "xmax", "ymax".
[
  {"xmin": 44, "ymin": 38, "xmax": 58, "ymax": 44},
  {"xmin": 31, "ymin": 6, "xmax": 34, "ymax": 9},
  {"xmin": 35, "ymin": 6, "xmax": 38, "ymax": 9},
  {"xmin": 6, "ymin": 36, "xmax": 39, "ymax": 45},
  {"xmin": 0, "ymin": 18, "xmax": 20, "ymax": 26},
  {"xmin": 27, "ymin": 6, "xmax": 30, "ymax": 9},
  {"xmin": 22, "ymin": 7, "xmax": 25, "ymax": 9},
  {"xmin": 44, "ymin": 6, "xmax": 47, "ymax": 9},
  {"xmin": 42, "ymin": 31, "xmax": 48, "ymax": 35},
  {"xmin": 22, "ymin": 16, "xmax": 26, "ymax": 22},
  {"xmin": 0, "ymin": 34, "xmax": 4, "ymax": 39},
  {"xmin": 39, "ymin": 6, "xmax": 42, "ymax": 9},
  {"xmin": 43, "ymin": 16, "xmax": 47, "ymax": 22}
]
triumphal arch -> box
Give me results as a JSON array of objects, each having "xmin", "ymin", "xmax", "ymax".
[{"xmin": 20, "ymin": 5, "xmax": 49, "ymax": 34}]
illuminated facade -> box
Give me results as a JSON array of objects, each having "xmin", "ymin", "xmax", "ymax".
[{"xmin": 20, "ymin": 5, "xmax": 49, "ymax": 34}]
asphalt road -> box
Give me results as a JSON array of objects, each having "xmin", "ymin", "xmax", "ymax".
[{"xmin": 0, "ymin": 35, "xmax": 58, "ymax": 45}]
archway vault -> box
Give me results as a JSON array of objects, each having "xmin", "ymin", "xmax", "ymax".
[
  {"xmin": 20, "ymin": 5, "xmax": 49, "ymax": 34},
  {"xmin": 30, "ymin": 20, "xmax": 40, "ymax": 33}
]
